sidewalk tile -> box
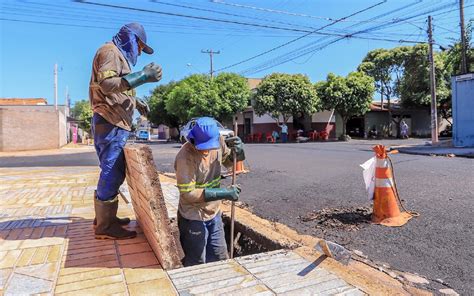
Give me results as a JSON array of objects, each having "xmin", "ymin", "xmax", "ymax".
[
  {"xmin": 56, "ymin": 282, "xmax": 126, "ymax": 296},
  {"xmin": 0, "ymin": 250, "xmax": 21, "ymax": 268},
  {"xmin": 128, "ymin": 278, "xmax": 177, "ymax": 296},
  {"xmin": 120, "ymin": 251, "xmax": 159, "ymax": 268},
  {"xmin": 15, "ymin": 262, "xmax": 57, "ymax": 281},
  {"xmin": 4, "ymin": 273, "xmax": 53, "ymax": 295},
  {"xmin": 123, "ymin": 267, "xmax": 166, "ymax": 284},
  {"xmin": 30, "ymin": 246, "xmax": 49, "ymax": 265},
  {"xmin": 54, "ymin": 274, "xmax": 123, "ymax": 294},
  {"xmin": 57, "ymin": 268, "xmax": 121, "ymax": 285},
  {"xmin": 16, "ymin": 248, "xmax": 36, "ymax": 267}
]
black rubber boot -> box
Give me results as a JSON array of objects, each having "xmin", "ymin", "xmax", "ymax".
[
  {"xmin": 94, "ymin": 197, "xmax": 137, "ymax": 240},
  {"xmin": 93, "ymin": 191, "xmax": 131, "ymax": 227}
]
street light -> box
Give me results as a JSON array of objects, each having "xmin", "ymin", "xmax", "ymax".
[{"xmin": 186, "ymin": 63, "xmax": 203, "ymax": 73}]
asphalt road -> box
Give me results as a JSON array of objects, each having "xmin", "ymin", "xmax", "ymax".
[{"xmin": 1, "ymin": 139, "xmax": 473, "ymax": 294}]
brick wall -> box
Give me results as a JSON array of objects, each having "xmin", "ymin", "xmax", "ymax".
[
  {"xmin": 0, "ymin": 108, "xmax": 62, "ymax": 152},
  {"xmin": 124, "ymin": 144, "xmax": 183, "ymax": 270}
]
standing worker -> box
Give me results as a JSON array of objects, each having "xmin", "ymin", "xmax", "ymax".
[
  {"xmin": 89, "ymin": 23, "xmax": 162, "ymax": 240},
  {"xmin": 175, "ymin": 117, "xmax": 245, "ymax": 266}
]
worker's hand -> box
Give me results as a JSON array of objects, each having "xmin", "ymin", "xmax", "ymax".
[
  {"xmin": 136, "ymin": 98, "xmax": 150, "ymax": 117},
  {"xmin": 142, "ymin": 62, "xmax": 162, "ymax": 83},
  {"xmin": 225, "ymin": 136, "xmax": 245, "ymax": 161},
  {"xmin": 227, "ymin": 185, "xmax": 241, "ymax": 201},
  {"xmin": 204, "ymin": 185, "xmax": 241, "ymax": 202},
  {"xmin": 123, "ymin": 63, "xmax": 162, "ymax": 89}
]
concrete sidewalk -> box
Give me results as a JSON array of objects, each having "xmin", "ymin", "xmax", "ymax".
[
  {"xmin": 0, "ymin": 166, "xmax": 423, "ymax": 295},
  {"xmin": 392, "ymin": 142, "xmax": 474, "ymax": 158}
]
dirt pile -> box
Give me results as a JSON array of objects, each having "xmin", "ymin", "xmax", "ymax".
[{"xmin": 298, "ymin": 207, "xmax": 372, "ymax": 232}]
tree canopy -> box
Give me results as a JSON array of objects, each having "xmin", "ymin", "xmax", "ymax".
[
  {"xmin": 253, "ymin": 73, "xmax": 319, "ymax": 123},
  {"xmin": 146, "ymin": 81, "xmax": 180, "ymax": 129},
  {"xmin": 71, "ymin": 99, "xmax": 93, "ymax": 133},
  {"xmin": 316, "ymin": 72, "xmax": 375, "ymax": 138},
  {"xmin": 163, "ymin": 73, "xmax": 250, "ymax": 124}
]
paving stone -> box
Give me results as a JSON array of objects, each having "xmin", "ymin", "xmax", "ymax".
[
  {"xmin": 118, "ymin": 242, "xmax": 152, "ymax": 256},
  {"xmin": 57, "ymin": 268, "xmax": 121, "ymax": 285},
  {"xmin": 123, "ymin": 267, "xmax": 167, "ymax": 284},
  {"xmin": 21, "ymin": 237, "xmax": 64, "ymax": 249},
  {"xmin": 15, "ymin": 248, "xmax": 36, "ymax": 267},
  {"xmin": 120, "ymin": 251, "xmax": 159, "ymax": 268},
  {"xmin": 0, "ymin": 268, "xmax": 12, "ymax": 290},
  {"xmin": 15, "ymin": 262, "xmax": 57, "ymax": 281},
  {"xmin": 4, "ymin": 273, "xmax": 53, "ymax": 295},
  {"xmin": 0, "ymin": 250, "xmax": 21, "ymax": 268},
  {"xmin": 56, "ymin": 282, "xmax": 126, "ymax": 296},
  {"xmin": 54, "ymin": 274, "xmax": 123, "ymax": 294},
  {"xmin": 128, "ymin": 278, "xmax": 177, "ymax": 296},
  {"xmin": 30, "ymin": 246, "xmax": 50, "ymax": 265}
]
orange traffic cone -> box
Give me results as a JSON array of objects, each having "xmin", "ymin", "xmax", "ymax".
[
  {"xmin": 234, "ymin": 160, "xmax": 249, "ymax": 175},
  {"xmin": 372, "ymin": 145, "xmax": 415, "ymax": 227}
]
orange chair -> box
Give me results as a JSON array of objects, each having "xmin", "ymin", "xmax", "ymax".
[
  {"xmin": 244, "ymin": 134, "xmax": 253, "ymax": 143},
  {"xmin": 265, "ymin": 132, "xmax": 275, "ymax": 143},
  {"xmin": 253, "ymin": 132, "xmax": 262, "ymax": 143},
  {"xmin": 308, "ymin": 131, "xmax": 318, "ymax": 141},
  {"xmin": 319, "ymin": 130, "xmax": 329, "ymax": 140}
]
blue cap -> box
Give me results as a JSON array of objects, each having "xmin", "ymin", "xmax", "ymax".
[
  {"xmin": 124, "ymin": 23, "xmax": 154, "ymax": 54},
  {"xmin": 187, "ymin": 117, "xmax": 220, "ymax": 150}
]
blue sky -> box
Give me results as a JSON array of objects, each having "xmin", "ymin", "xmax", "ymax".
[{"xmin": 0, "ymin": 0, "xmax": 470, "ymax": 107}]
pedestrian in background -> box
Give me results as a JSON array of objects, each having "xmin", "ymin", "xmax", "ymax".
[
  {"xmin": 279, "ymin": 122, "xmax": 288, "ymax": 143},
  {"xmin": 400, "ymin": 120, "xmax": 409, "ymax": 139},
  {"xmin": 89, "ymin": 23, "xmax": 162, "ymax": 240}
]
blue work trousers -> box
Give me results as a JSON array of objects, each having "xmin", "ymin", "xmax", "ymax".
[
  {"xmin": 178, "ymin": 212, "xmax": 229, "ymax": 267},
  {"xmin": 92, "ymin": 113, "xmax": 129, "ymax": 201}
]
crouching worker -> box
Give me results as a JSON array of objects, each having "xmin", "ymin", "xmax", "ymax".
[{"xmin": 174, "ymin": 117, "xmax": 245, "ymax": 266}]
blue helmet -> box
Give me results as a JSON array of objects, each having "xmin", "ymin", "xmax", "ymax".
[{"xmin": 187, "ymin": 117, "xmax": 220, "ymax": 150}]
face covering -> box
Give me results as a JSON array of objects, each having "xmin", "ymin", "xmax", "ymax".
[{"xmin": 112, "ymin": 25, "xmax": 139, "ymax": 67}]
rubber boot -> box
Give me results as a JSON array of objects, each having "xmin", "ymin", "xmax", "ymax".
[
  {"xmin": 94, "ymin": 197, "xmax": 137, "ymax": 240},
  {"xmin": 93, "ymin": 191, "xmax": 130, "ymax": 227}
]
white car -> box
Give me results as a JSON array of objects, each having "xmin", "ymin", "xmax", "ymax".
[{"xmin": 180, "ymin": 118, "xmax": 234, "ymax": 143}]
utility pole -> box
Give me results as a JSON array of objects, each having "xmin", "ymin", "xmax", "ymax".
[
  {"xmin": 54, "ymin": 63, "xmax": 58, "ymax": 110},
  {"xmin": 201, "ymin": 49, "xmax": 220, "ymax": 78},
  {"xmin": 428, "ymin": 16, "xmax": 439, "ymax": 144},
  {"xmin": 459, "ymin": 0, "xmax": 468, "ymax": 74}
]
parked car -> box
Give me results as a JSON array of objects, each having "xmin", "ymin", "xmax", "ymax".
[
  {"xmin": 136, "ymin": 130, "xmax": 150, "ymax": 141},
  {"xmin": 180, "ymin": 118, "xmax": 234, "ymax": 143}
]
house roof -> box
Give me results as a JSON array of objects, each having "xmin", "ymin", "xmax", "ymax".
[
  {"xmin": 370, "ymin": 100, "xmax": 401, "ymax": 112},
  {"xmin": 0, "ymin": 98, "xmax": 48, "ymax": 105},
  {"xmin": 247, "ymin": 78, "xmax": 262, "ymax": 90}
]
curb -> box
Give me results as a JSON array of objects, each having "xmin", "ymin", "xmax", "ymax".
[{"xmin": 395, "ymin": 148, "xmax": 474, "ymax": 158}]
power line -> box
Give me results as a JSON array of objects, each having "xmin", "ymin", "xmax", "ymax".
[
  {"xmin": 237, "ymin": 1, "xmax": 461, "ymax": 75},
  {"xmin": 215, "ymin": 0, "xmax": 388, "ymax": 72}
]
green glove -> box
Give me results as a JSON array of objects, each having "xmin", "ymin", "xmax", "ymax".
[
  {"xmin": 123, "ymin": 62, "xmax": 162, "ymax": 89},
  {"xmin": 225, "ymin": 136, "xmax": 245, "ymax": 161},
  {"xmin": 204, "ymin": 185, "xmax": 241, "ymax": 202},
  {"xmin": 136, "ymin": 98, "xmax": 150, "ymax": 117}
]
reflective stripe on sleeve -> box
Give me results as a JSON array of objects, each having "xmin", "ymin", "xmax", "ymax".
[{"xmin": 97, "ymin": 70, "xmax": 118, "ymax": 81}]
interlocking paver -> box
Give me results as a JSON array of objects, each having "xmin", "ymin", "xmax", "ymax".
[{"xmin": 0, "ymin": 166, "xmax": 397, "ymax": 295}]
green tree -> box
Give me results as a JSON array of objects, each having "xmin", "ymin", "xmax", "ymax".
[
  {"xmin": 214, "ymin": 72, "xmax": 251, "ymax": 120},
  {"xmin": 316, "ymin": 72, "xmax": 375, "ymax": 140},
  {"xmin": 253, "ymin": 73, "xmax": 319, "ymax": 124},
  {"xmin": 165, "ymin": 73, "xmax": 250, "ymax": 124},
  {"xmin": 398, "ymin": 44, "xmax": 451, "ymax": 108},
  {"xmin": 71, "ymin": 99, "xmax": 93, "ymax": 133},
  {"xmin": 147, "ymin": 81, "xmax": 180, "ymax": 130}
]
